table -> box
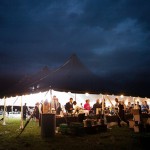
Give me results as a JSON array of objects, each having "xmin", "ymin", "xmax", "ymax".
[
  {"xmin": 105, "ymin": 113, "xmax": 150, "ymax": 123},
  {"xmin": 56, "ymin": 116, "xmax": 78, "ymax": 127},
  {"xmin": 56, "ymin": 114, "xmax": 150, "ymax": 126}
]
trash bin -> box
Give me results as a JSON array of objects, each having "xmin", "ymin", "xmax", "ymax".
[{"xmin": 41, "ymin": 113, "xmax": 56, "ymax": 138}]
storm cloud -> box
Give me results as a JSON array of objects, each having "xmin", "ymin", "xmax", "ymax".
[{"xmin": 0, "ymin": 0, "xmax": 150, "ymax": 97}]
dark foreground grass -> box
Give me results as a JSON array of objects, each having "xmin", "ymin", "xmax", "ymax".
[{"xmin": 0, "ymin": 117, "xmax": 150, "ymax": 150}]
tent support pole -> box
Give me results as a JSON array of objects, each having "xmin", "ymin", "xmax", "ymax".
[
  {"xmin": 2, "ymin": 96, "xmax": 6, "ymax": 125},
  {"xmin": 20, "ymin": 96, "xmax": 24, "ymax": 129}
]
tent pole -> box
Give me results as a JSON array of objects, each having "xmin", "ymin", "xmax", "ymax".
[
  {"xmin": 102, "ymin": 94, "xmax": 104, "ymax": 115},
  {"xmin": 2, "ymin": 96, "xmax": 6, "ymax": 125},
  {"xmin": 50, "ymin": 87, "xmax": 53, "ymax": 102},
  {"xmin": 49, "ymin": 88, "xmax": 52, "ymax": 113},
  {"xmin": 101, "ymin": 94, "xmax": 107, "ymax": 124},
  {"xmin": 133, "ymin": 97, "xmax": 135, "ymax": 107},
  {"xmin": 20, "ymin": 96, "xmax": 24, "ymax": 129},
  {"xmin": 12, "ymin": 96, "xmax": 19, "ymax": 114},
  {"xmin": 75, "ymin": 93, "xmax": 76, "ymax": 101},
  {"xmin": 12, "ymin": 104, "xmax": 13, "ymax": 115}
]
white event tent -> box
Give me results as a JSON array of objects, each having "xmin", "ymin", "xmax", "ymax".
[{"xmin": 0, "ymin": 89, "xmax": 150, "ymax": 109}]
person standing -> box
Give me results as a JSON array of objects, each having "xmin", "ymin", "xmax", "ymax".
[
  {"xmin": 65, "ymin": 98, "xmax": 74, "ymax": 114},
  {"xmin": 115, "ymin": 98, "xmax": 129, "ymax": 127},
  {"xmin": 34, "ymin": 102, "xmax": 40, "ymax": 122},
  {"xmin": 73, "ymin": 101, "xmax": 81, "ymax": 114},
  {"xmin": 84, "ymin": 99, "xmax": 91, "ymax": 110},
  {"xmin": 38, "ymin": 100, "xmax": 43, "ymax": 126},
  {"xmin": 126, "ymin": 101, "xmax": 133, "ymax": 114},
  {"xmin": 55, "ymin": 98, "xmax": 62, "ymax": 115},
  {"xmin": 50, "ymin": 95, "xmax": 57, "ymax": 110},
  {"xmin": 84, "ymin": 99, "xmax": 91, "ymax": 116},
  {"xmin": 135, "ymin": 101, "xmax": 142, "ymax": 122},
  {"xmin": 23, "ymin": 103, "xmax": 28, "ymax": 120},
  {"xmin": 141, "ymin": 101, "xmax": 149, "ymax": 113},
  {"xmin": 92, "ymin": 99, "xmax": 102, "ymax": 115}
]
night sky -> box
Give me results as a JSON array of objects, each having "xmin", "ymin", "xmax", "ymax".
[{"xmin": 0, "ymin": 0, "xmax": 150, "ymax": 98}]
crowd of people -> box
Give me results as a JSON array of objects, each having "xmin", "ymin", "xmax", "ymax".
[
  {"xmin": 11, "ymin": 96, "xmax": 150, "ymax": 128},
  {"xmin": 108, "ymin": 99, "xmax": 150, "ymax": 115},
  {"xmin": 22, "ymin": 96, "xmax": 104, "ymax": 123}
]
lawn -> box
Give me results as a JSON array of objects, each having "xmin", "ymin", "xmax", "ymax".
[{"xmin": 0, "ymin": 117, "xmax": 150, "ymax": 150}]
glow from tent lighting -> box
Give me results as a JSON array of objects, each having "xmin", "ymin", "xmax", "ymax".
[
  {"xmin": 45, "ymin": 91, "xmax": 50, "ymax": 102},
  {"xmin": 1, "ymin": 89, "xmax": 150, "ymax": 110},
  {"xmin": 120, "ymin": 95, "xmax": 124, "ymax": 98},
  {"xmin": 50, "ymin": 89, "xmax": 54, "ymax": 94},
  {"xmin": 124, "ymin": 98, "xmax": 128, "ymax": 105},
  {"xmin": 147, "ymin": 99, "xmax": 150, "ymax": 104},
  {"xmin": 85, "ymin": 93, "xmax": 89, "ymax": 97}
]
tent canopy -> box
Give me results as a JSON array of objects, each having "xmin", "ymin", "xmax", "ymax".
[
  {"xmin": 31, "ymin": 54, "xmax": 103, "ymax": 94},
  {"xmin": 3, "ymin": 54, "xmax": 105, "ymax": 98}
]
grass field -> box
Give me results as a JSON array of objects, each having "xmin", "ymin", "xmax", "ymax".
[{"xmin": 0, "ymin": 117, "xmax": 150, "ymax": 150}]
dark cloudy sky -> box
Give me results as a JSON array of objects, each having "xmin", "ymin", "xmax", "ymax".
[{"xmin": 0, "ymin": 0, "xmax": 150, "ymax": 97}]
